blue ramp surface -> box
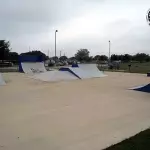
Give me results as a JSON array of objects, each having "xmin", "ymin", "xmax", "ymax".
[
  {"xmin": 59, "ymin": 67, "xmax": 81, "ymax": 79},
  {"xmin": 131, "ymin": 84, "xmax": 150, "ymax": 93}
]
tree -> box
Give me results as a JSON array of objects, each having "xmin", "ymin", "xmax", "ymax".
[
  {"xmin": 51, "ymin": 56, "xmax": 59, "ymax": 61},
  {"xmin": 59, "ymin": 56, "xmax": 68, "ymax": 61},
  {"xmin": 99, "ymin": 55, "xmax": 108, "ymax": 61},
  {"xmin": 9, "ymin": 52, "xmax": 19, "ymax": 61},
  {"xmin": 94, "ymin": 55, "xmax": 108, "ymax": 61},
  {"xmin": 122, "ymin": 54, "xmax": 132, "ymax": 62},
  {"xmin": 111, "ymin": 54, "xmax": 119, "ymax": 61},
  {"xmin": 133, "ymin": 53, "xmax": 150, "ymax": 62},
  {"xmin": 75, "ymin": 49, "xmax": 90, "ymax": 62},
  {"xmin": 69, "ymin": 57, "xmax": 75, "ymax": 61},
  {"xmin": 8, "ymin": 52, "xmax": 19, "ymax": 64},
  {"xmin": 0, "ymin": 40, "xmax": 11, "ymax": 61},
  {"xmin": 111, "ymin": 54, "xmax": 132, "ymax": 62},
  {"xmin": 93, "ymin": 55, "xmax": 100, "ymax": 61},
  {"xmin": 20, "ymin": 50, "xmax": 48, "ymax": 60}
]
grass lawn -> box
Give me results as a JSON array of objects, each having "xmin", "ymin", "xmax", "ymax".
[
  {"xmin": 119, "ymin": 62, "xmax": 150, "ymax": 74},
  {"xmin": 103, "ymin": 129, "xmax": 150, "ymax": 150},
  {"xmin": 100, "ymin": 62, "xmax": 150, "ymax": 74}
]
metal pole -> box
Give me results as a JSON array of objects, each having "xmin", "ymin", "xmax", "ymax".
[
  {"xmin": 55, "ymin": 30, "xmax": 58, "ymax": 62},
  {"xmin": 60, "ymin": 51, "xmax": 61, "ymax": 57},
  {"xmin": 109, "ymin": 41, "xmax": 111, "ymax": 60}
]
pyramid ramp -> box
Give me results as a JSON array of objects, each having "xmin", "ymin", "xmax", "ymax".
[{"xmin": 60, "ymin": 67, "xmax": 93, "ymax": 79}]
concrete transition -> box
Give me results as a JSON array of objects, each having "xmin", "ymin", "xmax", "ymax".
[
  {"xmin": 0, "ymin": 73, "xmax": 6, "ymax": 85},
  {"xmin": 60, "ymin": 64, "xmax": 106, "ymax": 79},
  {"xmin": 130, "ymin": 84, "xmax": 150, "ymax": 93},
  {"xmin": 21, "ymin": 62, "xmax": 47, "ymax": 74},
  {"xmin": 31, "ymin": 71, "xmax": 78, "ymax": 82},
  {"xmin": 79, "ymin": 64, "xmax": 106, "ymax": 78},
  {"xmin": 60, "ymin": 67, "xmax": 91, "ymax": 79},
  {"xmin": 21, "ymin": 62, "xmax": 78, "ymax": 82},
  {"xmin": 21, "ymin": 62, "xmax": 106, "ymax": 82}
]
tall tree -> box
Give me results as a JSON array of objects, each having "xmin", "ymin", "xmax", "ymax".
[
  {"xmin": 133, "ymin": 53, "xmax": 150, "ymax": 62},
  {"xmin": 75, "ymin": 49, "xmax": 90, "ymax": 62},
  {"xmin": 0, "ymin": 40, "xmax": 11, "ymax": 61},
  {"xmin": 94, "ymin": 55, "xmax": 108, "ymax": 61},
  {"xmin": 20, "ymin": 50, "xmax": 48, "ymax": 60},
  {"xmin": 59, "ymin": 56, "xmax": 68, "ymax": 61}
]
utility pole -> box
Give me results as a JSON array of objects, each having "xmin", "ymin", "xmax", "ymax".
[
  {"xmin": 55, "ymin": 30, "xmax": 58, "ymax": 62},
  {"xmin": 60, "ymin": 51, "xmax": 62, "ymax": 58},
  {"xmin": 48, "ymin": 50, "xmax": 49, "ymax": 58},
  {"xmin": 109, "ymin": 41, "xmax": 111, "ymax": 61}
]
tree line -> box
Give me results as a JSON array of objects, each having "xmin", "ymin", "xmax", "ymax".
[{"xmin": 0, "ymin": 40, "xmax": 150, "ymax": 63}]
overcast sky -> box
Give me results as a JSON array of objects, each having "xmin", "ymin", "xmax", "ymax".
[{"xmin": 0, "ymin": 0, "xmax": 150, "ymax": 57}]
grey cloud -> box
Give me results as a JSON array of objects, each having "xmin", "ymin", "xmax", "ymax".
[
  {"xmin": 0, "ymin": 0, "xmax": 89, "ymax": 37},
  {"xmin": 0, "ymin": 0, "xmax": 150, "ymax": 55}
]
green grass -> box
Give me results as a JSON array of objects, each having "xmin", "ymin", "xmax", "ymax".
[
  {"xmin": 103, "ymin": 129, "xmax": 150, "ymax": 150},
  {"xmin": 100, "ymin": 62, "xmax": 150, "ymax": 74},
  {"xmin": 119, "ymin": 62, "xmax": 150, "ymax": 74}
]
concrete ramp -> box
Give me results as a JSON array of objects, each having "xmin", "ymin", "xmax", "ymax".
[
  {"xmin": 21, "ymin": 62, "xmax": 47, "ymax": 74},
  {"xmin": 69, "ymin": 67, "xmax": 93, "ymax": 79},
  {"xmin": 31, "ymin": 71, "xmax": 78, "ymax": 82},
  {"xmin": 79, "ymin": 64, "xmax": 106, "ymax": 78},
  {"xmin": 130, "ymin": 84, "xmax": 150, "ymax": 93},
  {"xmin": 60, "ymin": 67, "xmax": 93, "ymax": 79},
  {"xmin": 0, "ymin": 73, "xmax": 6, "ymax": 85},
  {"xmin": 60, "ymin": 66, "xmax": 105, "ymax": 79}
]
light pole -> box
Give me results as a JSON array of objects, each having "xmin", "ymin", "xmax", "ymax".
[
  {"xmin": 146, "ymin": 9, "xmax": 150, "ymax": 25},
  {"xmin": 60, "ymin": 51, "xmax": 62, "ymax": 58},
  {"xmin": 109, "ymin": 40, "xmax": 111, "ymax": 61},
  {"xmin": 55, "ymin": 30, "xmax": 58, "ymax": 62}
]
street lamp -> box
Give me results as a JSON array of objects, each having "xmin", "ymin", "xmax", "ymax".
[
  {"xmin": 60, "ymin": 51, "xmax": 62, "ymax": 58},
  {"xmin": 55, "ymin": 30, "xmax": 58, "ymax": 62},
  {"xmin": 109, "ymin": 40, "xmax": 111, "ymax": 61},
  {"xmin": 146, "ymin": 9, "xmax": 150, "ymax": 26}
]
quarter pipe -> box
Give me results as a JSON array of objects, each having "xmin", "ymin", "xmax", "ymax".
[
  {"xmin": 78, "ymin": 64, "xmax": 106, "ymax": 78},
  {"xmin": 21, "ymin": 62, "xmax": 47, "ymax": 74}
]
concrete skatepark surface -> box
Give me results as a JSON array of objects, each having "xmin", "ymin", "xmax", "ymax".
[{"xmin": 0, "ymin": 72, "xmax": 150, "ymax": 150}]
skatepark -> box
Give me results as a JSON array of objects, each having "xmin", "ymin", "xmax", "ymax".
[{"xmin": 0, "ymin": 62, "xmax": 150, "ymax": 150}]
